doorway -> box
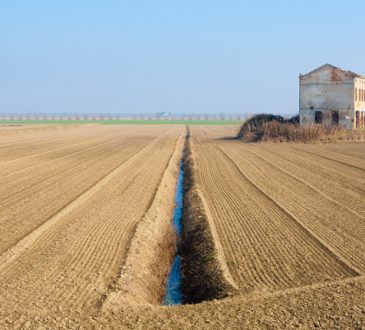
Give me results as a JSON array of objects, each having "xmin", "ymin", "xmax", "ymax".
[
  {"xmin": 331, "ymin": 111, "xmax": 339, "ymax": 125},
  {"xmin": 356, "ymin": 111, "xmax": 360, "ymax": 128}
]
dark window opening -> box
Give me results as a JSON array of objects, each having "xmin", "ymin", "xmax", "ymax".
[
  {"xmin": 331, "ymin": 111, "xmax": 339, "ymax": 125},
  {"xmin": 314, "ymin": 111, "xmax": 322, "ymax": 124},
  {"xmin": 355, "ymin": 111, "xmax": 360, "ymax": 128}
]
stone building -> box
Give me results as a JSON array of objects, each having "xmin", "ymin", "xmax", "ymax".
[{"xmin": 299, "ymin": 64, "xmax": 365, "ymax": 129}]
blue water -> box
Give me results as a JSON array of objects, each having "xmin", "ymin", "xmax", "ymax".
[
  {"xmin": 172, "ymin": 161, "xmax": 184, "ymax": 236},
  {"xmin": 163, "ymin": 256, "xmax": 182, "ymax": 305},
  {"xmin": 163, "ymin": 161, "xmax": 184, "ymax": 306}
]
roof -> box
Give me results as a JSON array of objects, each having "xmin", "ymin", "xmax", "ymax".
[{"xmin": 300, "ymin": 64, "xmax": 365, "ymax": 79}]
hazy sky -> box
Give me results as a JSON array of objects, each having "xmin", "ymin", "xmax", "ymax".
[{"xmin": 1, "ymin": 1, "xmax": 365, "ymax": 115}]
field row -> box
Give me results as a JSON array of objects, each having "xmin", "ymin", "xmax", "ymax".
[
  {"xmin": 190, "ymin": 125, "xmax": 365, "ymax": 294},
  {"xmin": 0, "ymin": 125, "xmax": 184, "ymax": 317}
]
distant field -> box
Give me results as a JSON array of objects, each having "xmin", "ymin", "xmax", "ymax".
[{"xmin": 0, "ymin": 119, "xmax": 243, "ymax": 125}]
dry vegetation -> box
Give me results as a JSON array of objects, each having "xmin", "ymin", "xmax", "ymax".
[
  {"xmin": 238, "ymin": 114, "xmax": 365, "ymax": 142},
  {"xmin": 0, "ymin": 124, "xmax": 364, "ymax": 329}
]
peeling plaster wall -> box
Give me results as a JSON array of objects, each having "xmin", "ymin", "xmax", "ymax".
[{"xmin": 299, "ymin": 66, "xmax": 356, "ymax": 129}]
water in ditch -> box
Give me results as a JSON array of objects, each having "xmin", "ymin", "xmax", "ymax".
[{"xmin": 163, "ymin": 160, "xmax": 184, "ymax": 306}]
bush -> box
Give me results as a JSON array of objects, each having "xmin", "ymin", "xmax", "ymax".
[
  {"xmin": 238, "ymin": 113, "xmax": 364, "ymax": 143},
  {"xmin": 238, "ymin": 113, "xmax": 298, "ymax": 141}
]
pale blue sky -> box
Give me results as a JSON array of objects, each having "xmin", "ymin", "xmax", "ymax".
[{"xmin": 1, "ymin": 1, "xmax": 364, "ymax": 115}]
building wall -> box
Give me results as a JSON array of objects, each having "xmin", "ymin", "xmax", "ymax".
[
  {"xmin": 299, "ymin": 66, "xmax": 356, "ymax": 129},
  {"xmin": 354, "ymin": 78, "xmax": 365, "ymax": 128},
  {"xmin": 354, "ymin": 78, "xmax": 365, "ymax": 111}
]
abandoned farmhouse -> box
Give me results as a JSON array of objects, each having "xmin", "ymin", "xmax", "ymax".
[{"xmin": 299, "ymin": 64, "xmax": 365, "ymax": 129}]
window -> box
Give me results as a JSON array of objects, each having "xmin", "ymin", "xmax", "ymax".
[{"xmin": 315, "ymin": 111, "xmax": 322, "ymax": 124}]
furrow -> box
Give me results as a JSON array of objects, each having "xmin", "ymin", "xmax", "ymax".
[
  {"xmin": 0, "ymin": 128, "xmax": 171, "ymax": 273},
  {"xmin": 191, "ymin": 134, "xmax": 356, "ymax": 295},
  {"xmin": 219, "ymin": 144, "xmax": 365, "ymax": 273}
]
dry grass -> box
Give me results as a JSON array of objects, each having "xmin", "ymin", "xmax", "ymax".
[{"xmin": 239, "ymin": 120, "xmax": 365, "ymax": 143}]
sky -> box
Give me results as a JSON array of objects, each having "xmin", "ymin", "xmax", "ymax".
[{"xmin": 1, "ymin": 1, "xmax": 365, "ymax": 115}]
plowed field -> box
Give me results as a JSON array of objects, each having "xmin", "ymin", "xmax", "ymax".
[
  {"xmin": 189, "ymin": 126, "xmax": 365, "ymax": 289},
  {"xmin": 0, "ymin": 124, "xmax": 364, "ymax": 329},
  {"xmin": 0, "ymin": 125, "xmax": 184, "ymax": 322}
]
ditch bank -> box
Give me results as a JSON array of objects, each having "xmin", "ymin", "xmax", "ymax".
[
  {"xmin": 180, "ymin": 129, "xmax": 238, "ymax": 304},
  {"xmin": 162, "ymin": 159, "xmax": 184, "ymax": 305},
  {"xmin": 103, "ymin": 130, "xmax": 185, "ymax": 309},
  {"xmin": 103, "ymin": 127, "xmax": 237, "ymax": 311}
]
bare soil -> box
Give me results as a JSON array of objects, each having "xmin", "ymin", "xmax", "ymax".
[{"xmin": 0, "ymin": 125, "xmax": 364, "ymax": 329}]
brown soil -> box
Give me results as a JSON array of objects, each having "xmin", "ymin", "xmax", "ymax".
[
  {"xmin": 0, "ymin": 124, "xmax": 364, "ymax": 329},
  {"xmin": 104, "ymin": 128, "xmax": 186, "ymax": 308},
  {"xmin": 180, "ymin": 128, "xmax": 238, "ymax": 303}
]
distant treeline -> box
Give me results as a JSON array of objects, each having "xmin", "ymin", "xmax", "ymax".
[{"xmin": 0, "ymin": 114, "xmax": 247, "ymax": 121}]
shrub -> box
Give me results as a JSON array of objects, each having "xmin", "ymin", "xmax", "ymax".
[
  {"xmin": 238, "ymin": 113, "xmax": 364, "ymax": 143},
  {"xmin": 238, "ymin": 113, "xmax": 298, "ymax": 141}
]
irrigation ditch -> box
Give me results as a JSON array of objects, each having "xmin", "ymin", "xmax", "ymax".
[
  {"xmin": 103, "ymin": 126, "xmax": 235, "ymax": 311},
  {"xmin": 163, "ymin": 159, "xmax": 184, "ymax": 305},
  {"xmin": 177, "ymin": 128, "xmax": 237, "ymax": 304}
]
